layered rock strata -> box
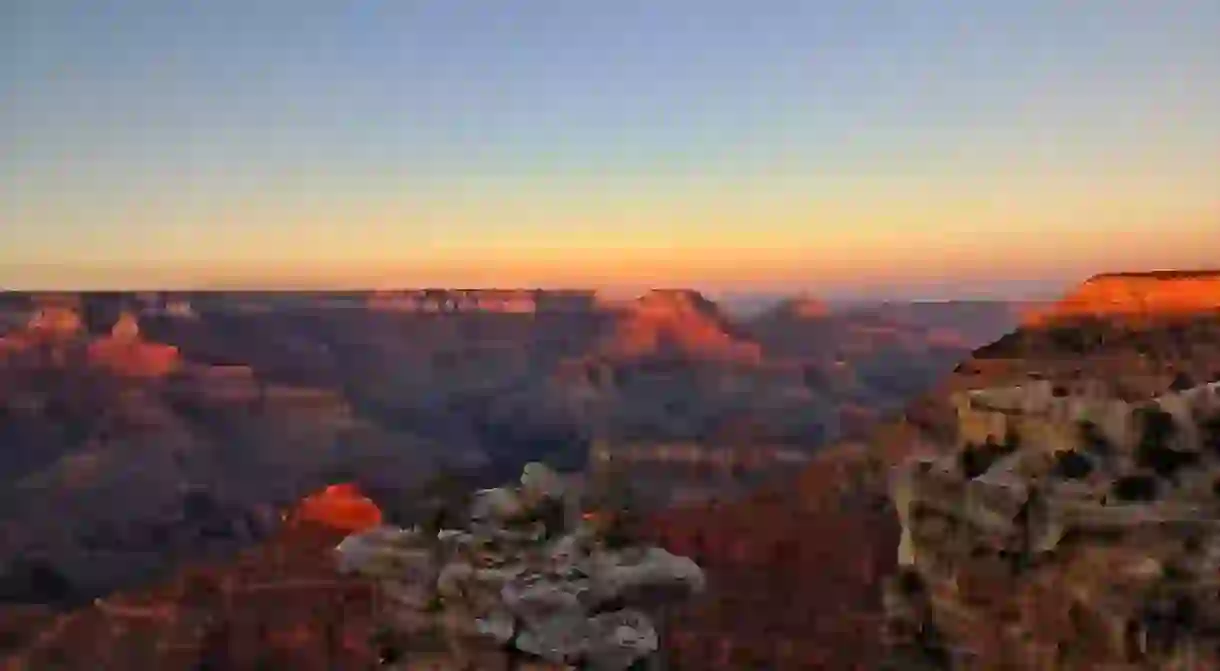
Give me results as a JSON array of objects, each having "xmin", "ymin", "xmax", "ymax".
[{"xmin": 886, "ymin": 379, "xmax": 1220, "ymax": 669}]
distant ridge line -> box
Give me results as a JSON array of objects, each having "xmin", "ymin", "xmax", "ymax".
[{"xmin": 1090, "ymin": 269, "xmax": 1220, "ymax": 280}]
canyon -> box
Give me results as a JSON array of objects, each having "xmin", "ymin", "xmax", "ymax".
[
  {"xmin": 876, "ymin": 272, "xmax": 1220, "ymax": 670},
  {"xmin": 634, "ymin": 270, "xmax": 1220, "ymax": 669},
  {"xmin": 0, "ymin": 288, "xmax": 1020, "ymax": 612},
  {"xmin": 9, "ymin": 270, "xmax": 1216, "ymax": 668}
]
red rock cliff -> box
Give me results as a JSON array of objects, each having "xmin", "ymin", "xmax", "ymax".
[
  {"xmin": 602, "ymin": 290, "xmax": 762, "ymax": 363},
  {"xmin": 1024, "ymin": 270, "xmax": 1220, "ymax": 325}
]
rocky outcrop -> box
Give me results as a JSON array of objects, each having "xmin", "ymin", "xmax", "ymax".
[
  {"xmin": 1024, "ymin": 271, "xmax": 1220, "ymax": 326},
  {"xmin": 906, "ymin": 273, "xmax": 1220, "ymax": 446},
  {"xmin": 600, "ymin": 290, "xmax": 762, "ymax": 363},
  {"xmin": 86, "ymin": 313, "xmax": 182, "ymax": 379},
  {"xmin": 26, "ymin": 301, "xmax": 84, "ymax": 340},
  {"xmin": 335, "ymin": 463, "xmax": 705, "ymax": 670},
  {"xmin": 110, "ymin": 312, "xmax": 141, "ymax": 341},
  {"xmin": 885, "ymin": 379, "xmax": 1220, "ymax": 669}
]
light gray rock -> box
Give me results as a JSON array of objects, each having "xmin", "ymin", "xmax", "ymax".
[
  {"xmin": 587, "ymin": 547, "xmax": 706, "ymax": 603},
  {"xmin": 334, "ymin": 463, "xmax": 704, "ymax": 670},
  {"xmin": 334, "ymin": 526, "xmax": 431, "ymax": 577},
  {"xmin": 522, "ymin": 462, "xmax": 568, "ymax": 501},
  {"xmin": 474, "ymin": 607, "xmax": 517, "ymax": 644},
  {"xmin": 585, "ymin": 609, "xmax": 659, "ymax": 671}
]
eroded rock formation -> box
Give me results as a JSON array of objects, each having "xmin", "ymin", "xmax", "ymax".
[
  {"xmin": 886, "ymin": 379, "xmax": 1220, "ymax": 669},
  {"xmin": 86, "ymin": 312, "xmax": 182, "ymax": 378},
  {"xmin": 1024, "ymin": 271, "xmax": 1220, "ymax": 326},
  {"xmin": 335, "ymin": 463, "xmax": 706, "ymax": 670},
  {"xmin": 599, "ymin": 290, "xmax": 763, "ymax": 363},
  {"xmin": 0, "ymin": 287, "xmax": 1031, "ymax": 668}
]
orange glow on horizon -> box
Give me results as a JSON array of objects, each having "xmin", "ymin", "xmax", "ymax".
[{"xmin": 3, "ymin": 198, "xmax": 1213, "ymax": 294}]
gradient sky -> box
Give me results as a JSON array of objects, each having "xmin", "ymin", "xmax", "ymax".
[{"xmin": 3, "ymin": 0, "xmax": 1218, "ymax": 298}]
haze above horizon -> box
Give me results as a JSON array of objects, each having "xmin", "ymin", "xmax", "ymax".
[{"xmin": 3, "ymin": 1, "xmax": 1217, "ymax": 299}]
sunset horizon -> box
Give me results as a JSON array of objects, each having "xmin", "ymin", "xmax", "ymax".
[{"xmin": 4, "ymin": 1, "xmax": 1218, "ymax": 295}]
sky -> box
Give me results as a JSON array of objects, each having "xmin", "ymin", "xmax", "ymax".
[{"xmin": 2, "ymin": 0, "xmax": 1218, "ymax": 298}]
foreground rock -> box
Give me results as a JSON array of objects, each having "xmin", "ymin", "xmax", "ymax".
[
  {"xmin": 335, "ymin": 463, "xmax": 706, "ymax": 670},
  {"xmin": 885, "ymin": 378, "xmax": 1220, "ymax": 669}
]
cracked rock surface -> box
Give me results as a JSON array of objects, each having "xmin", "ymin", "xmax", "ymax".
[
  {"xmin": 335, "ymin": 463, "xmax": 705, "ymax": 669},
  {"xmin": 885, "ymin": 381, "xmax": 1220, "ymax": 669}
]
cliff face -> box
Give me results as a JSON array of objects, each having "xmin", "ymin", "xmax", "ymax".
[
  {"xmin": 903, "ymin": 272, "xmax": 1220, "ymax": 445},
  {"xmin": 736, "ymin": 274, "xmax": 1220, "ymax": 671},
  {"xmin": 1024, "ymin": 271, "xmax": 1220, "ymax": 325},
  {"xmin": 885, "ymin": 381, "xmax": 1220, "ymax": 669},
  {"xmin": 600, "ymin": 290, "xmax": 763, "ymax": 363},
  {"xmin": 882, "ymin": 270, "xmax": 1220, "ymax": 670}
]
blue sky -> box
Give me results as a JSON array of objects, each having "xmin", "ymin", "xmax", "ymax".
[{"xmin": 3, "ymin": 0, "xmax": 1217, "ymax": 296}]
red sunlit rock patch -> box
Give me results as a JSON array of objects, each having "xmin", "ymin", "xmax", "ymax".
[
  {"xmin": 601, "ymin": 290, "xmax": 763, "ymax": 363},
  {"xmin": 85, "ymin": 339, "xmax": 181, "ymax": 379},
  {"xmin": 291, "ymin": 484, "xmax": 383, "ymax": 533},
  {"xmin": 1023, "ymin": 271, "xmax": 1220, "ymax": 326}
]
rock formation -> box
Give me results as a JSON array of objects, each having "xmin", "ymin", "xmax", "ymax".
[
  {"xmin": 600, "ymin": 290, "xmax": 762, "ymax": 363},
  {"xmin": 885, "ymin": 379, "xmax": 1220, "ymax": 668},
  {"xmin": 86, "ymin": 313, "xmax": 182, "ymax": 378},
  {"xmin": 26, "ymin": 302, "xmax": 84, "ymax": 340},
  {"xmin": 110, "ymin": 311, "xmax": 141, "ymax": 341},
  {"xmin": 293, "ymin": 483, "xmax": 385, "ymax": 533},
  {"xmin": 0, "ymin": 287, "xmax": 1026, "ymax": 667},
  {"xmin": 1024, "ymin": 270, "xmax": 1220, "ymax": 326},
  {"xmin": 334, "ymin": 462, "xmax": 706, "ymax": 670}
]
